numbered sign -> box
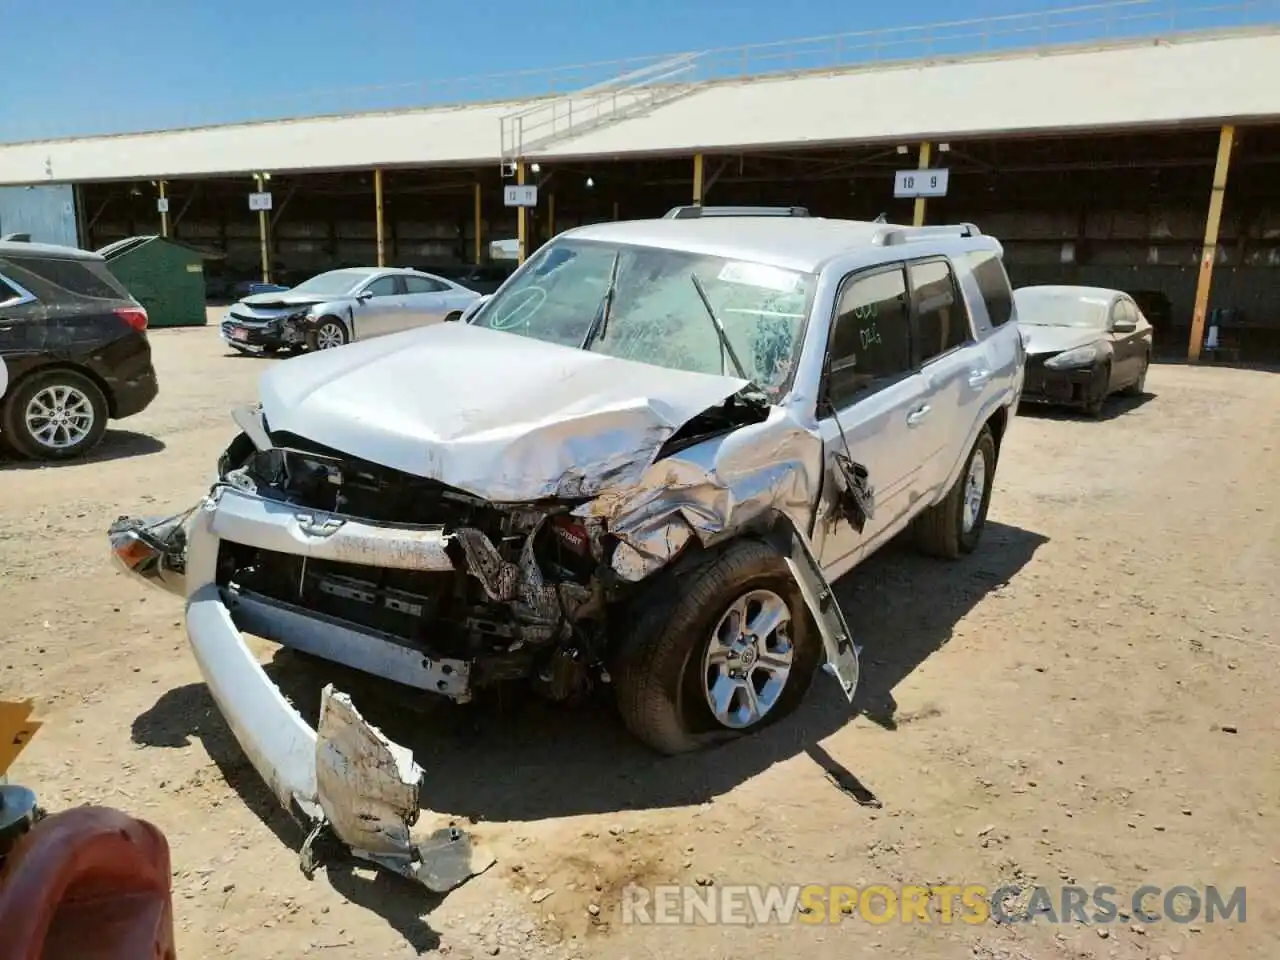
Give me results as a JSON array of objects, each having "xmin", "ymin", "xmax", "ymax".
[
  {"xmin": 248, "ymin": 191, "xmax": 274, "ymax": 212},
  {"xmin": 894, "ymin": 168, "xmax": 950, "ymax": 199},
  {"xmin": 156, "ymin": 197, "xmax": 170, "ymax": 214},
  {"xmin": 503, "ymin": 185, "xmax": 538, "ymax": 208}
]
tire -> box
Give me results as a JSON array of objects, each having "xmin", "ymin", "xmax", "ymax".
[
  {"xmin": 1, "ymin": 368, "xmax": 109, "ymax": 461},
  {"xmin": 1121, "ymin": 354, "xmax": 1149, "ymax": 397},
  {"xmin": 612, "ymin": 537, "xmax": 823, "ymax": 755},
  {"xmin": 1084, "ymin": 362, "xmax": 1110, "ymax": 418},
  {"xmin": 311, "ymin": 317, "xmax": 349, "ymax": 351},
  {"xmin": 912, "ymin": 424, "xmax": 997, "ymax": 560}
]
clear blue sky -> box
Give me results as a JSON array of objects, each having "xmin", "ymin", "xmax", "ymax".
[{"xmin": 0, "ymin": 0, "xmax": 1253, "ymax": 142}]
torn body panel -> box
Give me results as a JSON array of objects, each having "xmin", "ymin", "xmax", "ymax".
[{"xmin": 578, "ymin": 404, "xmax": 827, "ymax": 582}]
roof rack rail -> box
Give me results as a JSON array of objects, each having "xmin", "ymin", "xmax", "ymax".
[
  {"xmin": 663, "ymin": 205, "xmax": 811, "ymax": 220},
  {"xmin": 0, "ymin": 233, "xmax": 32, "ymax": 242},
  {"xmin": 877, "ymin": 223, "xmax": 982, "ymax": 246}
]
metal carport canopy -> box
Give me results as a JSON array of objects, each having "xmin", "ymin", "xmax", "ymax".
[{"xmin": 0, "ymin": 27, "xmax": 1278, "ymax": 186}]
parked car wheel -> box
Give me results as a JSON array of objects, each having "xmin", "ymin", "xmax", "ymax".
[
  {"xmin": 312, "ymin": 318, "xmax": 349, "ymax": 351},
  {"xmin": 1084, "ymin": 362, "xmax": 1111, "ymax": 418},
  {"xmin": 613, "ymin": 538, "xmax": 822, "ymax": 755},
  {"xmin": 913, "ymin": 424, "xmax": 997, "ymax": 560},
  {"xmin": 1122, "ymin": 354, "xmax": 1150, "ymax": 396},
  {"xmin": 1, "ymin": 368, "xmax": 109, "ymax": 461}
]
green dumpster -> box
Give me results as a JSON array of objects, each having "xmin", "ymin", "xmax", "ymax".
[{"xmin": 98, "ymin": 236, "xmax": 211, "ymax": 328}]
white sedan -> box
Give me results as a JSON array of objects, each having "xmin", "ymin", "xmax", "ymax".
[{"xmin": 219, "ymin": 267, "xmax": 483, "ymax": 355}]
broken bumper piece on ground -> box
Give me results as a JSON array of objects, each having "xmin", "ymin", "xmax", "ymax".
[{"xmin": 108, "ymin": 511, "xmax": 495, "ymax": 894}]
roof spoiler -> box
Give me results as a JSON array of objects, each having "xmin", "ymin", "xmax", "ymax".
[
  {"xmin": 876, "ymin": 223, "xmax": 982, "ymax": 245},
  {"xmin": 663, "ymin": 205, "xmax": 811, "ymax": 219}
]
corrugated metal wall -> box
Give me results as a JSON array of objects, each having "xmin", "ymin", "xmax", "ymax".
[{"xmin": 0, "ymin": 185, "xmax": 78, "ymax": 246}]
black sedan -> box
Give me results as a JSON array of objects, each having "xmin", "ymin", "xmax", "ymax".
[
  {"xmin": 0, "ymin": 240, "xmax": 158, "ymax": 460},
  {"xmin": 1014, "ymin": 285, "xmax": 1154, "ymax": 418}
]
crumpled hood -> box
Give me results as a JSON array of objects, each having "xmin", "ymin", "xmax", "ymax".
[
  {"xmin": 258, "ymin": 322, "xmax": 748, "ymax": 502},
  {"xmin": 239, "ymin": 291, "xmax": 332, "ymax": 310},
  {"xmin": 1018, "ymin": 324, "xmax": 1103, "ymax": 357}
]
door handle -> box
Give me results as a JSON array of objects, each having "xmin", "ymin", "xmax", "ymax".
[
  {"xmin": 906, "ymin": 404, "xmax": 931, "ymax": 427},
  {"xmin": 967, "ymin": 369, "xmax": 991, "ymax": 389}
]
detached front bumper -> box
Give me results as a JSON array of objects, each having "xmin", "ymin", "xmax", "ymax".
[
  {"xmin": 220, "ymin": 317, "xmax": 307, "ymax": 352},
  {"xmin": 108, "ymin": 489, "xmax": 493, "ymax": 892}
]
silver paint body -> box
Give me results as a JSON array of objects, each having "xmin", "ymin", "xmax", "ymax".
[
  {"xmin": 220, "ymin": 266, "xmax": 481, "ymax": 350},
  {"xmin": 109, "ymin": 216, "xmax": 1024, "ymax": 876}
]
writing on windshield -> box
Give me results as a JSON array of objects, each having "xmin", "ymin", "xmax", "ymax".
[{"xmin": 470, "ymin": 239, "xmax": 814, "ymax": 393}]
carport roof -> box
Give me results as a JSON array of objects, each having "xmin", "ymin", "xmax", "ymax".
[{"xmin": 1, "ymin": 28, "xmax": 1278, "ymax": 186}]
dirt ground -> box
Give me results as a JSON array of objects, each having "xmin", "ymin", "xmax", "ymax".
[{"xmin": 2, "ymin": 321, "xmax": 1278, "ymax": 960}]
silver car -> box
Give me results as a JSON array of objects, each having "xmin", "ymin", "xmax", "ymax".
[
  {"xmin": 219, "ymin": 266, "xmax": 481, "ymax": 355},
  {"xmin": 109, "ymin": 207, "xmax": 1023, "ymax": 890}
]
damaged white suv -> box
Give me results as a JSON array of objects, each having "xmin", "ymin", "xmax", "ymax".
[{"xmin": 109, "ymin": 206, "xmax": 1022, "ymax": 884}]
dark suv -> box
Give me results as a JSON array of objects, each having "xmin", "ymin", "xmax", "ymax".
[{"xmin": 0, "ymin": 240, "xmax": 159, "ymax": 460}]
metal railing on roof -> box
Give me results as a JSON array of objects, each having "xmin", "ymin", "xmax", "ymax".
[
  {"xmin": 496, "ymin": 0, "xmax": 1279, "ymax": 162},
  {"xmin": 5, "ymin": 0, "xmax": 1279, "ymax": 142}
]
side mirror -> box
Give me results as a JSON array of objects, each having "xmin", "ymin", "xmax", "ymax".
[
  {"xmin": 1112, "ymin": 318, "xmax": 1137, "ymax": 333},
  {"xmin": 357, "ymin": 290, "xmax": 374, "ymax": 302}
]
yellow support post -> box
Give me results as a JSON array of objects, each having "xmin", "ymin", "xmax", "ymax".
[
  {"xmin": 473, "ymin": 182, "xmax": 483, "ymax": 264},
  {"xmin": 516, "ymin": 161, "xmax": 527, "ymax": 264},
  {"xmin": 912, "ymin": 142, "xmax": 932, "ymax": 227},
  {"xmin": 374, "ymin": 168, "xmax": 385, "ymax": 268},
  {"xmin": 548, "ymin": 192, "xmax": 556, "ymax": 239},
  {"xmin": 1188, "ymin": 124, "xmax": 1236, "ymax": 362},
  {"xmin": 693, "ymin": 153, "xmax": 705, "ymax": 206},
  {"xmin": 158, "ymin": 180, "xmax": 169, "ymax": 238},
  {"xmin": 253, "ymin": 174, "xmax": 268, "ymax": 285}
]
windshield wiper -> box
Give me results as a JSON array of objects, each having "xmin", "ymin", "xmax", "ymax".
[
  {"xmin": 690, "ymin": 272, "xmax": 749, "ymax": 381},
  {"xmin": 579, "ymin": 251, "xmax": 622, "ymax": 351}
]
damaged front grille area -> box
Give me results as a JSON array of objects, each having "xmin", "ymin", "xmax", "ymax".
[{"xmin": 216, "ymin": 436, "xmax": 609, "ymax": 693}]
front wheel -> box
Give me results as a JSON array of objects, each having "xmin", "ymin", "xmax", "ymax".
[
  {"xmin": 311, "ymin": 318, "xmax": 349, "ymax": 351},
  {"xmin": 612, "ymin": 538, "xmax": 823, "ymax": 755},
  {"xmin": 1122, "ymin": 355, "xmax": 1149, "ymax": 397},
  {"xmin": 912, "ymin": 424, "xmax": 997, "ymax": 560},
  {"xmin": 1, "ymin": 368, "xmax": 109, "ymax": 461}
]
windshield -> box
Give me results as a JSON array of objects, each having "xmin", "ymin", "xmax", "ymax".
[
  {"xmin": 290, "ymin": 269, "xmax": 371, "ymax": 297},
  {"xmin": 469, "ymin": 239, "xmax": 815, "ymax": 395},
  {"xmin": 1014, "ymin": 289, "xmax": 1110, "ymax": 328}
]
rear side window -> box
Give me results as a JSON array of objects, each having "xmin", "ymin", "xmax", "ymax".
[
  {"xmin": 404, "ymin": 275, "xmax": 447, "ymax": 294},
  {"xmin": 909, "ymin": 259, "xmax": 971, "ymax": 364},
  {"xmin": 966, "ymin": 249, "xmax": 1014, "ymax": 327},
  {"xmin": 826, "ymin": 266, "xmax": 912, "ymax": 407},
  {"xmin": 4, "ymin": 255, "xmax": 130, "ymax": 301},
  {"xmin": 0, "ymin": 273, "xmax": 27, "ymax": 306}
]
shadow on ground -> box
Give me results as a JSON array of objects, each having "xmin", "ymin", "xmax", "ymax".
[
  {"xmin": 1018, "ymin": 390, "xmax": 1156, "ymax": 423},
  {"xmin": 131, "ymin": 520, "xmax": 1046, "ymax": 947},
  {"xmin": 0, "ymin": 429, "xmax": 165, "ymax": 470}
]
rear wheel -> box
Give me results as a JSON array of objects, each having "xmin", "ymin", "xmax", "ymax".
[
  {"xmin": 1, "ymin": 368, "xmax": 109, "ymax": 461},
  {"xmin": 613, "ymin": 538, "xmax": 822, "ymax": 755},
  {"xmin": 912, "ymin": 425, "xmax": 996, "ymax": 560}
]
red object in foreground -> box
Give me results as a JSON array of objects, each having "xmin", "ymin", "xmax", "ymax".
[{"xmin": 0, "ymin": 806, "xmax": 176, "ymax": 960}]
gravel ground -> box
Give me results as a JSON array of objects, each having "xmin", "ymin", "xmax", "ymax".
[{"xmin": 2, "ymin": 320, "xmax": 1277, "ymax": 959}]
